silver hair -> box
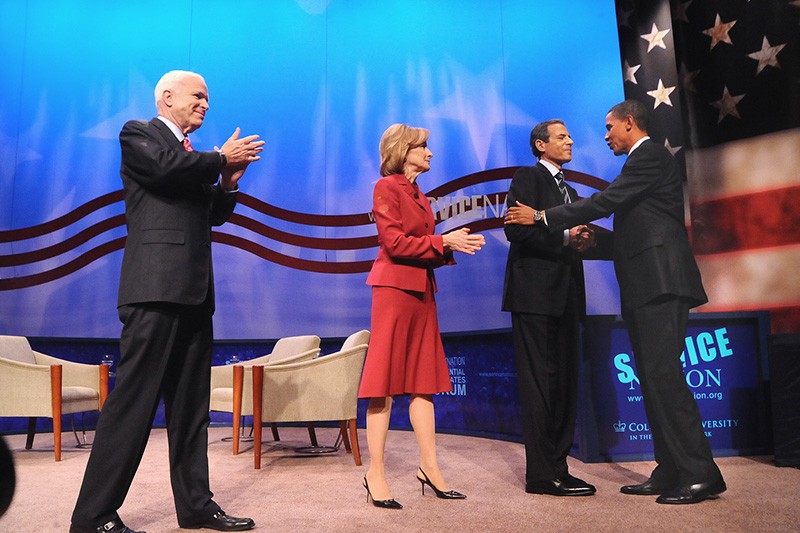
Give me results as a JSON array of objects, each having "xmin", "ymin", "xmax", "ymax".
[{"xmin": 153, "ymin": 70, "xmax": 204, "ymax": 107}]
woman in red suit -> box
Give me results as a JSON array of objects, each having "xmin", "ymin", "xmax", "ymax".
[{"xmin": 359, "ymin": 123, "xmax": 485, "ymax": 509}]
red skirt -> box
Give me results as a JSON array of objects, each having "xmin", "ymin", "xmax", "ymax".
[{"xmin": 358, "ymin": 280, "xmax": 452, "ymax": 398}]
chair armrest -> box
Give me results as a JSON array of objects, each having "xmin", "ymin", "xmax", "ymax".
[
  {"xmin": 262, "ymin": 345, "xmax": 366, "ymax": 372},
  {"xmin": 33, "ymin": 351, "xmax": 100, "ymax": 390},
  {"xmin": 0, "ymin": 357, "xmax": 55, "ymax": 416},
  {"xmin": 211, "ymin": 364, "xmax": 233, "ymax": 390},
  {"xmin": 263, "ymin": 348, "xmax": 320, "ymax": 366}
]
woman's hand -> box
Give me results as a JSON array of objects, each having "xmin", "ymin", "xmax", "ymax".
[{"xmin": 442, "ymin": 227, "xmax": 485, "ymax": 255}]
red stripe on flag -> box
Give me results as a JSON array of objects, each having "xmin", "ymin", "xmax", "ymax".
[{"xmin": 690, "ymin": 185, "xmax": 800, "ymax": 255}]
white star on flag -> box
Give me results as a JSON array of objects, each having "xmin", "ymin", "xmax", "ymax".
[
  {"xmin": 624, "ymin": 61, "xmax": 641, "ymax": 84},
  {"xmin": 711, "ymin": 86, "xmax": 745, "ymax": 122},
  {"xmin": 703, "ymin": 14, "xmax": 737, "ymax": 49},
  {"xmin": 640, "ymin": 23, "xmax": 670, "ymax": 53},
  {"xmin": 664, "ymin": 138, "xmax": 682, "ymax": 156},
  {"xmin": 747, "ymin": 36, "xmax": 786, "ymax": 74},
  {"xmin": 646, "ymin": 79, "xmax": 675, "ymax": 108}
]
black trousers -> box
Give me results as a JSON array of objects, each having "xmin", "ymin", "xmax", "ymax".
[
  {"xmin": 511, "ymin": 290, "xmax": 580, "ymax": 483},
  {"xmin": 623, "ymin": 296, "xmax": 722, "ymax": 485},
  {"xmin": 71, "ymin": 302, "xmax": 220, "ymax": 528}
]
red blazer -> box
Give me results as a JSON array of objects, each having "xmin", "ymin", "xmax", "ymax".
[{"xmin": 366, "ymin": 174, "xmax": 454, "ymax": 292}]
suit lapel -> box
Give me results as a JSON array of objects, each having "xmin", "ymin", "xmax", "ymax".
[
  {"xmin": 150, "ymin": 117, "xmax": 183, "ymax": 149},
  {"xmin": 393, "ymin": 174, "xmax": 428, "ymax": 212},
  {"xmin": 536, "ymin": 163, "xmax": 565, "ymax": 206}
]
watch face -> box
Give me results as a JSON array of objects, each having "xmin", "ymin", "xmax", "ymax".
[{"xmin": 534, "ymin": 210, "xmax": 543, "ymax": 221}]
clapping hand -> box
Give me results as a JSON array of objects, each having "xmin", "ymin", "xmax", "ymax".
[{"xmin": 442, "ymin": 227, "xmax": 486, "ymax": 255}]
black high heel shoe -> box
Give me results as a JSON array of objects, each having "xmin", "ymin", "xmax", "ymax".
[
  {"xmin": 417, "ymin": 468, "xmax": 467, "ymax": 499},
  {"xmin": 363, "ymin": 476, "xmax": 403, "ymax": 509}
]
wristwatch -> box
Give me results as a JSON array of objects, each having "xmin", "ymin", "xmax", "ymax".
[
  {"xmin": 216, "ymin": 149, "xmax": 227, "ymax": 167},
  {"xmin": 533, "ymin": 210, "xmax": 544, "ymax": 222}
]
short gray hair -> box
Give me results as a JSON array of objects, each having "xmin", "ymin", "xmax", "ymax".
[{"xmin": 154, "ymin": 70, "xmax": 204, "ymax": 107}]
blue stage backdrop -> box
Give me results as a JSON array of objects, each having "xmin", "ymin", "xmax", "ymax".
[{"xmin": 0, "ymin": 0, "xmax": 624, "ymax": 339}]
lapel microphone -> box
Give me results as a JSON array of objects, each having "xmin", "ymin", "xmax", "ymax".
[{"xmin": 414, "ymin": 193, "xmax": 419, "ymax": 199}]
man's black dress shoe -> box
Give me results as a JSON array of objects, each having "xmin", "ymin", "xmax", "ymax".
[
  {"xmin": 69, "ymin": 518, "xmax": 144, "ymax": 533},
  {"xmin": 620, "ymin": 477, "xmax": 676, "ymax": 495},
  {"xmin": 526, "ymin": 475, "xmax": 596, "ymax": 496},
  {"xmin": 182, "ymin": 510, "xmax": 255, "ymax": 531},
  {"xmin": 656, "ymin": 478, "xmax": 727, "ymax": 504}
]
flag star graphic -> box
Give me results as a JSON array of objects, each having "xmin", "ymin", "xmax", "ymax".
[
  {"xmin": 624, "ymin": 61, "xmax": 641, "ymax": 84},
  {"xmin": 703, "ymin": 13, "xmax": 737, "ymax": 49},
  {"xmin": 646, "ymin": 79, "xmax": 675, "ymax": 108},
  {"xmin": 711, "ymin": 86, "xmax": 745, "ymax": 123},
  {"xmin": 747, "ymin": 36, "xmax": 786, "ymax": 74},
  {"xmin": 640, "ymin": 23, "xmax": 671, "ymax": 52},
  {"xmin": 678, "ymin": 62, "xmax": 700, "ymax": 92},
  {"xmin": 617, "ymin": 6, "xmax": 634, "ymax": 29},
  {"xmin": 674, "ymin": 0, "xmax": 693, "ymax": 24},
  {"xmin": 664, "ymin": 138, "xmax": 682, "ymax": 156}
]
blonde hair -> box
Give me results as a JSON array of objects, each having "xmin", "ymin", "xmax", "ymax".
[{"xmin": 379, "ymin": 123, "xmax": 430, "ymax": 177}]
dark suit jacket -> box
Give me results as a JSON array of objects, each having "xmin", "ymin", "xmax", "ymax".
[
  {"xmin": 545, "ymin": 140, "xmax": 707, "ymax": 311},
  {"xmin": 502, "ymin": 163, "xmax": 588, "ymax": 316},
  {"xmin": 117, "ymin": 118, "xmax": 235, "ymax": 309},
  {"xmin": 366, "ymin": 174, "xmax": 454, "ymax": 293}
]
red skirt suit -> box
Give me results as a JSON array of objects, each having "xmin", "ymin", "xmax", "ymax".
[{"xmin": 358, "ymin": 174, "xmax": 455, "ymax": 398}]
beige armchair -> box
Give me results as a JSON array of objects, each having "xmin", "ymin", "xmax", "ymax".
[
  {"xmin": 251, "ymin": 336, "xmax": 369, "ymax": 469},
  {"xmin": 0, "ymin": 335, "xmax": 108, "ymax": 461},
  {"xmin": 210, "ymin": 335, "xmax": 321, "ymax": 454}
]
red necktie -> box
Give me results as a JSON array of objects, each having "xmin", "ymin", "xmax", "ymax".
[{"xmin": 183, "ymin": 137, "xmax": 193, "ymax": 152}]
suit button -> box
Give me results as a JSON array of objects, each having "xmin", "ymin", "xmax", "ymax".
[{"xmin": 425, "ymin": 223, "xmax": 429, "ymax": 228}]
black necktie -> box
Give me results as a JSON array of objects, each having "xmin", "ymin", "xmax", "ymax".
[{"xmin": 555, "ymin": 171, "xmax": 570, "ymax": 204}]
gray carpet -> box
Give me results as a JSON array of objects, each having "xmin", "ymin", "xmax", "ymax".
[{"xmin": 1, "ymin": 427, "xmax": 798, "ymax": 532}]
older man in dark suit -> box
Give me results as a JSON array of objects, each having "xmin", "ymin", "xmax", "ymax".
[
  {"xmin": 70, "ymin": 70, "xmax": 264, "ymax": 533},
  {"xmin": 506, "ymin": 100, "xmax": 725, "ymax": 505}
]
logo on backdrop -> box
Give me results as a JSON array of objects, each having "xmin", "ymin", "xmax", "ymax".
[
  {"xmin": 445, "ymin": 355, "xmax": 467, "ymax": 397},
  {"xmin": 612, "ymin": 327, "xmax": 737, "ymax": 440},
  {"xmin": 614, "ymin": 327, "xmax": 733, "ymax": 395},
  {"xmin": 0, "ymin": 167, "xmax": 609, "ymax": 289}
]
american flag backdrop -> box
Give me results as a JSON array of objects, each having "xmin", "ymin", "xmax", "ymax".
[{"xmin": 615, "ymin": 0, "xmax": 800, "ymax": 333}]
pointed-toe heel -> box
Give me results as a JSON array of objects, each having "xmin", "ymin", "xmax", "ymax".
[
  {"xmin": 416, "ymin": 468, "xmax": 466, "ymax": 499},
  {"xmin": 363, "ymin": 476, "xmax": 403, "ymax": 509}
]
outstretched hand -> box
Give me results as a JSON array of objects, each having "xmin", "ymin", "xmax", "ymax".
[
  {"xmin": 442, "ymin": 227, "xmax": 486, "ymax": 255},
  {"xmin": 220, "ymin": 127, "xmax": 265, "ymax": 167},
  {"xmin": 569, "ymin": 225, "xmax": 596, "ymax": 251}
]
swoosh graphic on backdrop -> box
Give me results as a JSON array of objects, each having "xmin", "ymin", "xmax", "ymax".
[{"xmin": 0, "ymin": 167, "xmax": 608, "ymax": 289}]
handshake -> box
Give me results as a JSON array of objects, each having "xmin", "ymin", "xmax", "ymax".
[{"xmin": 504, "ymin": 201, "xmax": 596, "ymax": 252}]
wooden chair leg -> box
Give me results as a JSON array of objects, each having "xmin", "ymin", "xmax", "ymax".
[
  {"xmin": 307, "ymin": 423, "xmax": 318, "ymax": 447},
  {"xmin": 99, "ymin": 364, "xmax": 109, "ymax": 410},
  {"xmin": 270, "ymin": 423, "xmax": 280, "ymax": 441},
  {"xmin": 51, "ymin": 365, "xmax": 63, "ymax": 461},
  {"xmin": 339, "ymin": 421, "xmax": 352, "ymax": 453},
  {"xmin": 25, "ymin": 417, "xmax": 37, "ymax": 450},
  {"xmin": 253, "ymin": 365, "xmax": 264, "ymax": 470},
  {"xmin": 348, "ymin": 419, "xmax": 361, "ymax": 466},
  {"xmin": 232, "ymin": 365, "xmax": 243, "ymax": 456}
]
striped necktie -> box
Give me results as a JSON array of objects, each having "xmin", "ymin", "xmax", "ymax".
[
  {"xmin": 183, "ymin": 137, "xmax": 193, "ymax": 152},
  {"xmin": 555, "ymin": 171, "xmax": 570, "ymax": 204}
]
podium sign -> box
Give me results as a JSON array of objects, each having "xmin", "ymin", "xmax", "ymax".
[{"xmin": 575, "ymin": 312, "xmax": 772, "ymax": 462}]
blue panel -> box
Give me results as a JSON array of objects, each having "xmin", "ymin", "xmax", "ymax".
[{"xmin": 0, "ymin": 0, "xmax": 624, "ymax": 339}]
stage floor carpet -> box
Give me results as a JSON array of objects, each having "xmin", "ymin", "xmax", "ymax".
[{"xmin": 1, "ymin": 427, "xmax": 798, "ymax": 532}]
